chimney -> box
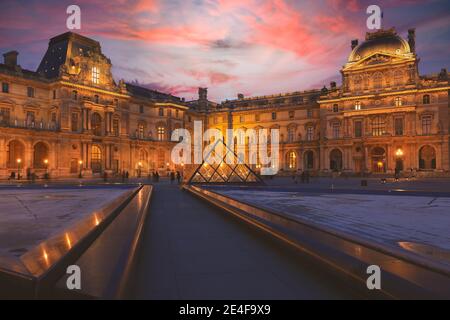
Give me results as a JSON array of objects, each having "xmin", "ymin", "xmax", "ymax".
[
  {"xmin": 237, "ymin": 93, "xmax": 244, "ymax": 100},
  {"xmin": 330, "ymin": 81, "xmax": 336, "ymax": 90},
  {"xmin": 3, "ymin": 50, "xmax": 18, "ymax": 67},
  {"xmin": 351, "ymin": 39, "xmax": 358, "ymax": 50},
  {"xmin": 408, "ymin": 28, "xmax": 416, "ymax": 53},
  {"xmin": 198, "ymin": 87, "xmax": 207, "ymax": 101}
]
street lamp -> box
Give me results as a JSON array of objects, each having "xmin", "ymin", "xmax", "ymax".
[
  {"xmin": 78, "ymin": 160, "xmax": 83, "ymax": 178},
  {"xmin": 17, "ymin": 158, "xmax": 21, "ymax": 180},
  {"xmin": 44, "ymin": 159, "xmax": 49, "ymax": 179},
  {"xmin": 395, "ymin": 148, "xmax": 403, "ymax": 157}
]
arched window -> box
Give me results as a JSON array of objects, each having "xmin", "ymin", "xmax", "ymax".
[
  {"xmin": 304, "ymin": 151, "xmax": 314, "ymax": 170},
  {"xmin": 373, "ymin": 72, "xmax": 382, "ymax": 89},
  {"xmin": 419, "ymin": 145, "xmax": 436, "ymax": 170},
  {"xmin": 91, "ymin": 113, "xmax": 102, "ymax": 136},
  {"xmin": 354, "ymin": 101, "xmax": 361, "ymax": 110},
  {"xmin": 33, "ymin": 142, "xmax": 49, "ymax": 169},
  {"xmin": 288, "ymin": 151, "xmax": 297, "ymax": 169},
  {"xmin": 423, "ymin": 94, "xmax": 430, "ymax": 104},
  {"xmin": 7, "ymin": 140, "xmax": 25, "ymax": 168},
  {"xmin": 330, "ymin": 149, "xmax": 343, "ymax": 171},
  {"xmin": 138, "ymin": 123, "xmax": 145, "ymax": 139}
]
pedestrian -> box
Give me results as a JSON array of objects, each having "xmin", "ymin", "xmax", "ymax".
[
  {"xmin": 121, "ymin": 170, "xmax": 125, "ymax": 183},
  {"xmin": 155, "ymin": 171, "xmax": 160, "ymax": 182},
  {"xmin": 394, "ymin": 167, "xmax": 400, "ymax": 181},
  {"xmin": 176, "ymin": 171, "xmax": 181, "ymax": 184},
  {"xmin": 125, "ymin": 171, "xmax": 129, "ymax": 180},
  {"xmin": 103, "ymin": 171, "xmax": 108, "ymax": 182},
  {"xmin": 170, "ymin": 171, "xmax": 175, "ymax": 184},
  {"xmin": 301, "ymin": 171, "xmax": 305, "ymax": 183}
]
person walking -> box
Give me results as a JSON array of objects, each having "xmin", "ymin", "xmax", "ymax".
[
  {"xmin": 170, "ymin": 171, "xmax": 175, "ymax": 184},
  {"xmin": 155, "ymin": 171, "xmax": 159, "ymax": 182},
  {"xmin": 176, "ymin": 171, "xmax": 181, "ymax": 184}
]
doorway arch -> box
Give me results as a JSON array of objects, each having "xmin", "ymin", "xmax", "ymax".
[
  {"xmin": 419, "ymin": 145, "xmax": 436, "ymax": 170},
  {"xmin": 371, "ymin": 147, "xmax": 386, "ymax": 173},
  {"xmin": 329, "ymin": 149, "xmax": 343, "ymax": 171}
]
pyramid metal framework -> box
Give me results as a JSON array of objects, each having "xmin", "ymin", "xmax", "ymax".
[{"xmin": 188, "ymin": 139, "xmax": 264, "ymax": 185}]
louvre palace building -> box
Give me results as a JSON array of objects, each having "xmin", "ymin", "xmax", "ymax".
[{"xmin": 0, "ymin": 28, "xmax": 449, "ymax": 179}]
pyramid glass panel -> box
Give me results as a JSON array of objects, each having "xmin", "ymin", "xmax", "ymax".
[{"xmin": 187, "ymin": 139, "xmax": 263, "ymax": 184}]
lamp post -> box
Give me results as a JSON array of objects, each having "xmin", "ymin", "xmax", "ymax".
[
  {"xmin": 78, "ymin": 160, "xmax": 83, "ymax": 178},
  {"xmin": 44, "ymin": 159, "xmax": 49, "ymax": 179},
  {"xmin": 17, "ymin": 158, "xmax": 21, "ymax": 180},
  {"xmin": 138, "ymin": 161, "xmax": 142, "ymax": 178}
]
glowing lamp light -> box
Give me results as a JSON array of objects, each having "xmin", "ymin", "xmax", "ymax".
[
  {"xmin": 396, "ymin": 149, "xmax": 404, "ymax": 157},
  {"xmin": 44, "ymin": 159, "xmax": 48, "ymax": 165},
  {"xmin": 138, "ymin": 162, "xmax": 142, "ymax": 167},
  {"xmin": 78, "ymin": 160, "xmax": 83, "ymax": 165},
  {"xmin": 17, "ymin": 158, "xmax": 21, "ymax": 164},
  {"xmin": 377, "ymin": 161, "xmax": 384, "ymax": 168}
]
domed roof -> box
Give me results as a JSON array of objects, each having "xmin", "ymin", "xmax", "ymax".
[{"xmin": 348, "ymin": 28, "xmax": 411, "ymax": 63}]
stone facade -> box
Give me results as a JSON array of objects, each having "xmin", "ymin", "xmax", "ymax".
[{"xmin": 0, "ymin": 29, "xmax": 449, "ymax": 179}]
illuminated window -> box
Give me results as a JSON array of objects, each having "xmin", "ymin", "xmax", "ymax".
[
  {"xmin": 91, "ymin": 145, "xmax": 102, "ymax": 173},
  {"xmin": 288, "ymin": 151, "xmax": 296, "ymax": 169},
  {"xmin": 306, "ymin": 126, "xmax": 314, "ymax": 141},
  {"xmin": 157, "ymin": 126, "xmax": 165, "ymax": 141},
  {"xmin": 371, "ymin": 116, "xmax": 385, "ymax": 136},
  {"xmin": 395, "ymin": 97, "xmax": 402, "ymax": 106},
  {"xmin": 354, "ymin": 101, "xmax": 361, "ymax": 110},
  {"xmin": 91, "ymin": 67, "xmax": 100, "ymax": 84}
]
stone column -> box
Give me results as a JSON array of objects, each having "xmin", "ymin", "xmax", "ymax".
[{"xmin": 0, "ymin": 139, "xmax": 6, "ymax": 169}]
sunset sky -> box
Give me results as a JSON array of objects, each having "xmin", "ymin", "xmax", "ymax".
[{"xmin": 0, "ymin": 0, "xmax": 449, "ymax": 101}]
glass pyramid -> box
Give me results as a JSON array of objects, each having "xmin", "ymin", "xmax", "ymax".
[{"xmin": 187, "ymin": 139, "xmax": 264, "ymax": 185}]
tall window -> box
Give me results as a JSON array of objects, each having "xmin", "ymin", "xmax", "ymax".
[
  {"xmin": 71, "ymin": 113, "xmax": 78, "ymax": 132},
  {"xmin": 91, "ymin": 67, "xmax": 100, "ymax": 84},
  {"xmin": 176, "ymin": 110, "xmax": 179, "ymax": 118},
  {"xmin": 139, "ymin": 105, "xmax": 144, "ymax": 114},
  {"xmin": 307, "ymin": 109, "xmax": 313, "ymax": 118},
  {"xmin": 91, "ymin": 145, "xmax": 102, "ymax": 173},
  {"xmin": 1, "ymin": 82, "xmax": 8, "ymax": 93},
  {"xmin": 159, "ymin": 108, "xmax": 164, "ymax": 116},
  {"xmin": 395, "ymin": 118, "xmax": 403, "ymax": 136},
  {"xmin": 72, "ymin": 90, "xmax": 78, "ymax": 100},
  {"xmin": 423, "ymin": 94, "xmax": 430, "ymax": 104},
  {"xmin": 395, "ymin": 97, "xmax": 402, "ymax": 106},
  {"xmin": 371, "ymin": 116, "xmax": 385, "ymax": 136},
  {"xmin": 0, "ymin": 108, "xmax": 10, "ymax": 125},
  {"xmin": 113, "ymin": 119, "xmax": 119, "ymax": 136},
  {"xmin": 332, "ymin": 123, "xmax": 340, "ymax": 139},
  {"xmin": 52, "ymin": 90, "xmax": 56, "ymax": 99},
  {"xmin": 288, "ymin": 126, "xmax": 295, "ymax": 142},
  {"xmin": 306, "ymin": 126, "xmax": 314, "ymax": 141},
  {"xmin": 157, "ymin": 126, "xmax": 165, "ymax": 141},
  {"xmin": 271, "ymin": 112, "xmax": 277, "ymax": 120},
  {"xmin": 91, "ymin": 113, "xmax": 102, "ymax": 136},
  {"xmin": 354, "ymin": 120, "xmax": 362, "ymax": 137},
  {"xmin": 332, "ymin": 104, "xmax": 339, "ymax": 112},
  {"xmin": 422, "ymin": 115, "xmax": 432, "ymax": 135},
  {"xmin": 255, "ymin": 113, "xmax": 260, "ymax": 122},
  {"xmin": 94, "ymin": 95, "xmax": 99, "ymax": 103},
  {"xmin": 240, "ymin": 115, "xmax": 244, "ymax": 123},
  {"xmin": 138, "ymin": 123, "xmax": 145, "ymax": 139},
  {"xmin": 26, "ymin": 111, "xmax": 35, "ymax": 127},
  {"xmin": 288, "ymin": 151, "xmax": 296, "ymax": 169},
  {"xmin": 27, "ymin": 87, "xmax": 35, "ymax": 98}
]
